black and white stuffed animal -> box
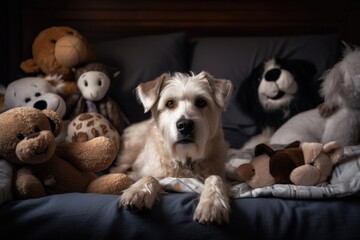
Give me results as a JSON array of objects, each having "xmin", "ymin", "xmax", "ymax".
[{"xmin": 238, "ymin": 58, "xmax": 319, "ymax": 149}]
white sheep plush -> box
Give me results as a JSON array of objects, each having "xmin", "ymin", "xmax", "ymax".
[{"xmin": 271, "ymin": 45, "xmax": 360, "ymax": 146}]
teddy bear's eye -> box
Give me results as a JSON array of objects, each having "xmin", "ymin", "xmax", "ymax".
[
  {"xmin": 25, "ymin": 97, "xmax": 31, "ymax": 103},
  {"xmin": 17, "ymin": 133, "xmax": 25, "ymax": 140},
  {"xmin": 35, "ymin": 92, "xmax": 41, "ymax": 97},
  {"xmin": 67, "ymin": 31, "xmax": 74, "ymax": 35},
  {"xmin": 97, "ymin": 79, "xmax": 102, "ymax": 86},
  {"xmin": 84, "ymin": 80, "xmax": 88, "ymax": 87},
  {"xmin": 34, "ymin": 127, "xmax": 41, "ymax": 133},
  {"xmin": 50, "ymin": 39, "xmax": 57, "ymax": 44}
]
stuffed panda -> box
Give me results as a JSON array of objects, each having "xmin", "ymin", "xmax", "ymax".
[{"xmin": 238, "ymin": 58, "xmax": 319, "ymax": 150}]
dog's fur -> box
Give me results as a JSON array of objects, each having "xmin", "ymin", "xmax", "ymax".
[
  {"xmin": 111, "ymin": 71, "xmax": 234, "ymax": 224},
  {"xmin": 271, "ymin": 45, "xmax": 360, "ymax": 146},
  {"xmin": 238, "ymin": 58, "xmax": 318, "ymax": 149}
]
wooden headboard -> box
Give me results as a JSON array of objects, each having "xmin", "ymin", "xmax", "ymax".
[{"xmin": 3, "ymin": 0, "xmax": 360, "ymax": 85}]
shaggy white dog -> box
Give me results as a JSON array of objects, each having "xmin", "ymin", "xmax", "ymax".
[
  {"xmin": 111, "ymin": 71, "xmax": 234, "ymax": 224},
  {"xmin": 271, "ymin": 45, "xmax": 360, "ymax": 146}
]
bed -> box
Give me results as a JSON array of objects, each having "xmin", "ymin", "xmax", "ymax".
[{"xmin": 1, "ymin": 1, "xmax": 360, "ymax": 239}]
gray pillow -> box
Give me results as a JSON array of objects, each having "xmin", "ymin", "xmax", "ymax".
[
  {"xmin": 93, "ymin": 32, "xmax": 187, "ymax": 123},
  {"xmin": 190, "ymin": 34, "xmax": 341, "ymax": 148}
]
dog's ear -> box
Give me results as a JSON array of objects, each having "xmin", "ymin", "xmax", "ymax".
[
  {"xmin": 198, "ymin": 71, "xmax": 235, "ymax": 111},
  {"xmin": 136, "ymin": 73, "xmax": 171, "ymax": 113}
]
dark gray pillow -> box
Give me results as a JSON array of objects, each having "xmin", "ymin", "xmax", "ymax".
[
  {"xmin": 93, "ymin": 32, "xmax": 187, "ymax": 123},
  {"xmin": 189, "ymin": 34, "xmax": 341, "ymax": 148}
]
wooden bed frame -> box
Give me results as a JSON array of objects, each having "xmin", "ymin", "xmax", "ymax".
[{"xmin": 3, "ymin": 0, "xmax": 360, "ymax": 85}]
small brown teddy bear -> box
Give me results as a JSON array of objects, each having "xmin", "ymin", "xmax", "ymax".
[
  {"xmin": 0, "ymin": 107, "xmax": 134, "ymax": 199},
  {"xmin": 20, "ymin": 26, "xmax": 96, "ymax": 100},
  {"xmin": 237, "ymin": 141, "xmax": 343, "ymax": 188}
]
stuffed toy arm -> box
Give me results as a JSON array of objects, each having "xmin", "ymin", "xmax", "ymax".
[
  {"xmin": 15, "ymin": 167, "xmax": 46, "ymax": 199},
  {"xmin": 56, "ymin": 137, "xmax": 117, "ymax": 172},
  {"xmin": 102, "ymin": 96, "xmax": 129, "ymax": 133}
]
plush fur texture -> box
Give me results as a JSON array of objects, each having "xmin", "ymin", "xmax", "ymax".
[
  {"xmin": 0, "ymin": 107, "xmax": 133, "ymax": 199},
  {"xmin": 271, "ymin": 45, "xmax": 360, "ymax": 146},
  {"xmin": 238, "ymin": 58, "xmax": 318, "ymax": 149},
  {"xmin": 111, "ymin": 71, "xmax": 234, "ymax": 224}
]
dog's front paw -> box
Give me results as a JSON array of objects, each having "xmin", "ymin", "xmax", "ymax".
[
  {"xmin": 193, "ymin": 197, "xmax": 230, "ymax": 225},
  {"xmin": 193, "ymin": 175, "xmax": 230, "ymax": 225},
  {"xmin": 119, "ymin": 176, "xmax": 161, "ymax": 210}
]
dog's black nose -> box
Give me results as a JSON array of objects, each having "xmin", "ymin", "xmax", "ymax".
[
  {"xmin": 264, "ymin": 68, "xmax": 281, "ymax": 82},
  {"xmin": 176, "ymin": 119, "xmax": 194, "ymax": 135},
  {"xmin": 33, "ymin": 100, "xmax": 48, "ymax": 110}
]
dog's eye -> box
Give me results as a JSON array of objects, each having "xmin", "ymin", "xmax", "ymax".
[
  {"xmin": 195, "ymin": 98, "xmax": 207, "ymax": 108},
  {"xmin": 34, "ymin": 127, "xmax": 41, "ymax": 133},
  {"xmin": 166, "ymin": 100, "xmax": 175, "ymax": 109},
  {"xmin": 35, "ymin": 92, "xmax": 41, "ymax": 97}
]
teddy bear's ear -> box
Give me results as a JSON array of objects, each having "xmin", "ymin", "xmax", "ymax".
[
  {"xmin": 323, "ymin": 141, "xmax": 344, "ymax": 164},
  {"xmin": 254, "ymin": 143, "xmax": 274, "ymax": 157},
  {"xmin": 301, "ymin": 142, "xmax": 323, "ymax": 164},
  {"xmin": 285, "ymin": 140, "xmax": 301, "ymax": 149},
  {"xmin": 20, "ymin": 59, "xmax": 41, "ymax": 73},
  {"xmin": 42, "ymin": 109, "xmax": 62, "ymax": 137}
]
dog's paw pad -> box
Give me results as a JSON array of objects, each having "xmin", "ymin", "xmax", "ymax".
[{"xmin": 119, "ymin": 189, "xmax": 156, "ymax": 210}]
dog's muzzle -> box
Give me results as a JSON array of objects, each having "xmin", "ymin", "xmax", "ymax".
[{"xmin": 176, "ymin": 118, "xmax": 195, "ymax": 144}]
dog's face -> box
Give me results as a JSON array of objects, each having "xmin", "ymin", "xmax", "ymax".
[
  {"xmin": 136, "ymin": 71, "xmax": 233, "ymax": 163},
  {"xmin": 258, "ymin": 59, "xmax": 298, "ymax": 111}
]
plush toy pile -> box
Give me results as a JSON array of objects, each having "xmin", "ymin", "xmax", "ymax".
[
  {"xmin": 270, "ymin": 45, "xmax": 360, "ymax": 146},
  {"xmin": 238, "ymin": 58, "xmax": 319, "ymax": 150},
  {"xmin": 0, "ymin": 107, "xmax": 133, "ymax": 199},
  {"xmin": 20, "ymin": 26, "xmax": 96, "ymax": 101},
  {"xmin": 237, "ymin": 141, "xmax": 343, "ymax": 188}
]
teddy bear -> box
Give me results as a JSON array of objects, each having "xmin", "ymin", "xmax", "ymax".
[
  {"xmin": 20, "ymin": 26, "xmax": 96, "ymax": 102},
  {"xmin": 270, "ymin": 46, "xmax": 360, "ymax": 146},
  {"xmin": 238, "ymin": 58, "xmax": 319, "ymax": 150},
  {"xmin": 237, "ymin": 140, "xmax": 343, "ymax": 188},
  {"xmin": 68, "ymin": 62, "xmax": 129, "ymax": 134},
  {"xmin": 2, "ymin": 76, "xmax": 66, "ymax": 118},
  {"xmin": 0, "ymin": 107, "xmax": 134, "ymax": 199}
]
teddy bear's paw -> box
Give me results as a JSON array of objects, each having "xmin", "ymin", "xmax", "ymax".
[
  {"xmin": 119, "ymin": 176, "xmax": 161, "ymax": 210},
  {"xmin": 193, "ymin": 175, "xmax": 230, "ymax": 225}
]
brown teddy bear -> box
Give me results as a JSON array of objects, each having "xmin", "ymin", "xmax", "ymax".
[
  {"xmin": 0, "ymin": 107, "xmax": 134, "ymax": 199},
  {"xmin": 20, "ymin": 26, "xmax": 96, "ymax": 101},
  {"xmin": 237, "ymin": 141, "xmax": 343, "ymax": 188}
]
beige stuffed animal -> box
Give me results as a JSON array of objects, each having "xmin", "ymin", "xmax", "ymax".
[
  {"xmin": 290, "ymin": 141, "xmax": 343, "ymax": 186},
  {"xmin": 0, "ymin": 107, "xmax": 133, "ymax": 199},
  {"xmin": 20, "ymin": 26, "xmax": 96, "ymax": 100}
]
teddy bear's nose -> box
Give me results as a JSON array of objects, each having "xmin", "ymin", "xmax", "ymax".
[{"xmin": 26, "ymin": 132, "xmax": 41, "ymax": 140}]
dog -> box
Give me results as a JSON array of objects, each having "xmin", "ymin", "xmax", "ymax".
[
  {"xmin": 111, "ymin": 71, "xmax": 234, "ymax": 224},
  {"xmin": 270, "ymin": 45, "xmax": 360, "ymax": 146},
  {"xmin": 238, "ymin": 58, "xmax": 318, "ymax": 150}
]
